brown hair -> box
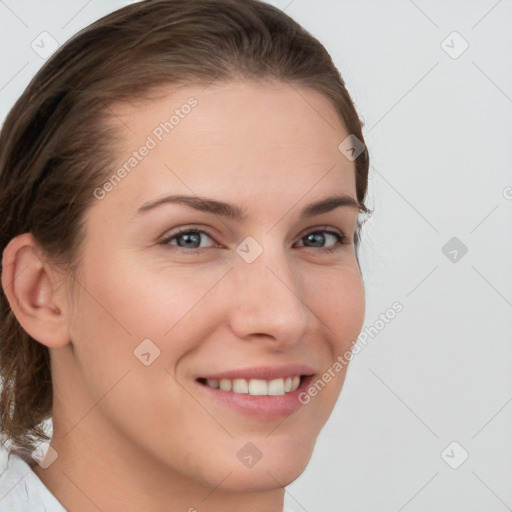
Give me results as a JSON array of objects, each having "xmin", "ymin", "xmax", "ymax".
[{"xmin": 0, "ymin": 0, "xmax": 370, "ymax": 454}]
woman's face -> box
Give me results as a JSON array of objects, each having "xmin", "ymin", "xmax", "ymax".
[{"xmin": 55, "ymin": 80, "xmax": 365, "ymax": 493}]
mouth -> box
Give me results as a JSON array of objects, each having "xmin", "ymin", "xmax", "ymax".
[
  {"xmin": 196, "ymin": 375, "xmax": 303, "ymax": 395},
  {"xmin": 194, "ymin": 366, "xmax": 316, "ymax": 418}
]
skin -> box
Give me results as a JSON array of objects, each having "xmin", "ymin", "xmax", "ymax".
[{"xmin": 2, "ymin": 80, "xmax": 365, "ymax": 512}]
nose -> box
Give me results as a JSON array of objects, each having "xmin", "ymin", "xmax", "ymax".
[{"xmin": 226, "ymin": 242, "xmax": 310, "ymax": 347}]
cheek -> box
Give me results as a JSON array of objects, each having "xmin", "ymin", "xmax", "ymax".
[
  {"xmin": 307, "ymin": 265, "xmax": 365, "ymax": 350},
  {"xmin": 71, "ymin": 254, "xmax": 228, "ymax": 360},
  {"xmin": 64, "ymin": 258, "xmax": 224, "ymax": 436},
  {"xmin": 296, "ymin": 265, "xmax": 364, "ymax": 405}
]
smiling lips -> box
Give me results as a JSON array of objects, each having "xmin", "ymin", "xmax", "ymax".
[
  {"xmin": 195, "ymin": 365, "xmax": 316, "ymax": 417},
  {"xmin": 201, "ymin": 376, "xmax": 302, "ymax": 396},
  {"xmin": 196, "ymin": 364, "xmax": 315, "ymax": 396}
]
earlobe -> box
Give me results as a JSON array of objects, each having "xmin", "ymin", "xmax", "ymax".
[{"xmin": 1, "ymin": 233, "xmax": 70, "ymax": 348}]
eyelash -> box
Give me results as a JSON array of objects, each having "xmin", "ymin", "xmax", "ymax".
[{"xmin": 159, "ymin": 226, "xmax": 351, "ymax": 254}]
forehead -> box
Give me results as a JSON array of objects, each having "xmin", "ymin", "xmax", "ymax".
[{"xmin": 102, "ymin": 81, "xmax": 356, "ymax": 214}]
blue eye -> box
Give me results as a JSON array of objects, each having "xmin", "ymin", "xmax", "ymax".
[
  {"xmin": 162, "ymin": 229, "xmax": 215, "ymax": 250},
  {"xmin": 296, "ymin": 230, "xmax": 349, "ymax": 252}
]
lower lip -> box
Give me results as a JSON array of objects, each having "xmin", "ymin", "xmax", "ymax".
[{"xmin": 195, "ymin": 376, "xmax": 314, "ymax": 419}]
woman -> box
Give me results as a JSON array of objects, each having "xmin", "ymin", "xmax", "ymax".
[{"xmin": 0, "ymin": 0, "xmax": 370, "ymax": 510}]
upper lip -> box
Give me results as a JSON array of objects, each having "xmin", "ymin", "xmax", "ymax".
[{"xmin": 197, "ymin": 364, "xmax": 316, "ymax": 382}]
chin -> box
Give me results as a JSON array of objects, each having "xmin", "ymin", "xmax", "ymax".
[
  {"xmin": 202, "ymin": 435, "xmax": 317, "ymax": 492},
  {"xmin": 218, "ymin": 459, "xmax": 312, "ymax": 493}
]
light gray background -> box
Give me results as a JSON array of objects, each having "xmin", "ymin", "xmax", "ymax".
[{"xmin": 1, "ymin": 1, "xmax": 511, "ymax": 511}]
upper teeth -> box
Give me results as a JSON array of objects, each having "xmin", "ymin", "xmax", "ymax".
[{"xmin": 206, "ymin": 376, "xmax": 301, "ymax": 395}]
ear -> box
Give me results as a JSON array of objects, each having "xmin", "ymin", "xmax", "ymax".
[{"xmin": 1, "ymin": 233, "xmax": 70, "ymax": 348}]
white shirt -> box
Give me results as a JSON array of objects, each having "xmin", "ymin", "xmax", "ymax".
[
  {"xmin": 0, "ymin": 448, "xmax": 66, "ymax": 511},
  {"xmin": 0, "ymin": 447, "xmax": 296, "ymax": 511}
]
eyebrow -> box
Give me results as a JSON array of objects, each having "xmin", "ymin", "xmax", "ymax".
[{"xmin": 136, "ymin": 193, "xmax": 365, "ymax": 220}]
